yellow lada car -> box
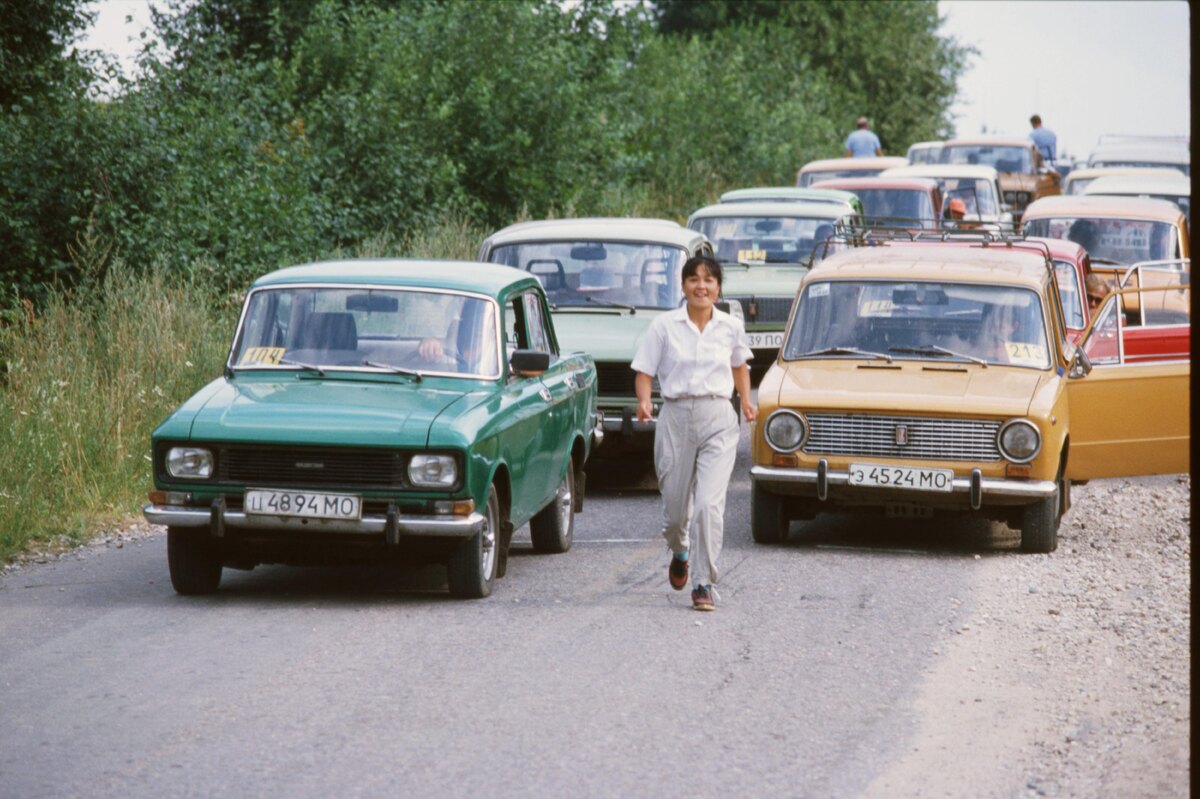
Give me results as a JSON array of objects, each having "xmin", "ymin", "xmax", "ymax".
[
  {"xmin": 749, "ymin": 243, "xmax": 1189, "ymax": 553},
  {"xmin": 938, "ymin": 137, "xmax": 1060, "ymax": 222},
  {"xmin": 1021, "ymin": 195, "xmax": 1190, "ymax": 273}
]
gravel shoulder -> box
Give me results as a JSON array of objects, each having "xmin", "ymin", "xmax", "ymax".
[{"xmin": 862, "ymin": 474, "xmax": 1191, "ymax": 798}]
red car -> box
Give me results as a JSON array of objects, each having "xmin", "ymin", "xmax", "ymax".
[{"xmin": 812, "ymin": 176, "xmax": 942, "ymax": 227}]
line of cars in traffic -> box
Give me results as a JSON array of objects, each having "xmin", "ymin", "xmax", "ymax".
[{"xmin": 144, "ymin": 133, "xmax": 1189, "ymax": 597}]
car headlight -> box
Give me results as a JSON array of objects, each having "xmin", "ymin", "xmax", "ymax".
[
  {"xmin": 166, "ymin": 447, "xmax": 214, "ymax": 479},
  {"xmin": 765, "ymin": 410, "xmax": 806, "ymax": 452},
  {"xmin": 998, "ymin": 420, "xmax": 1041, "ymax": 463},
  {"xmin": 408, "ymin": 454, "xmax": 458, "ymax": 487}
]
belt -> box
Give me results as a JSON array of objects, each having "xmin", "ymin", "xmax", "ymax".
[{"xmin": 663, "ymin": 394, "xmax": 730, "ymax": 401}]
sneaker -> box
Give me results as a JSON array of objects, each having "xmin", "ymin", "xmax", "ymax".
[
  {"xmin": 691, "ymin": 584, "xmax": 716, "ymax": 611},
  {"xmin": 668, "ymin": 552, "xmax": 688, "ymax": 591}
]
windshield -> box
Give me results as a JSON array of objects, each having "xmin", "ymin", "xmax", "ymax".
[
  {"xmin": 849, "ymin": 188, "xmax": 936, "ymax": 221},
  {"xmin": 783, "ymin": 280, "xmax": 1051, "ymax": 369},
  {"xmin": 1091, "ymin": 160, "xmax": 1189, "ymax": 176},
  {"xmin": 907, "ymin": 146, "xmax": 941, "ymax": 165},
  {"xmin": 1065, "ymin": 177, "xmax": 1095, "ymax": 195},
  {"xmin": 231, "ymin": 286, "xmax": 501, "ymax": 378},
  {"xmin": 690, "ymin": 216, "xmax": 842, "ymax": 265},
  {"xmin": 1021, "ymin": 217, "xmax": 1178, "ymax": 265},
  {"xmin": 488, "ymin": 241, "xmax": 687, "ymax": 309},
  {"xmin": 940, "ymin": 145, "xmax": 1033, "ymax": 174},
  {"xmin": 937, "ymin": 178, "xmax": 999, "ymax": 216},
  {"xmin": 798, "ymin": 167, "xmax": 884, "ymax": 186}
]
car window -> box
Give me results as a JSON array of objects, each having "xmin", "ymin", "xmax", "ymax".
[
  {"xmin": 847, "ymin": 189, "xmax": 935, "ymax": 222},
  {"xmin": 690, "ymin": 215, "xmax": 840, "ymax": 265},
  {"xmin": 521, "ymin": 292, "xmax": 555, "ymax": 355},
  {"xmin": 1053, "ymin": 260, "xmax": 1086, "ymax": 329},
  {"xmin": 1022, "ymin": 217, "xmax": 1178, "ymax": 265},
  {"xmin": 784, "ymin": 280, "xmax": 1050, "ymax": 368},
  {"xmin": 232, "ymin": 286, "xmax": 501, "ymax": 378},
  {"xmin": 940, "ymin": 145, "xmax": 1033, "ymax": 174},
  {"xmin": 488, "ymin": 241, "xmax": 687, "ymax": 310}
]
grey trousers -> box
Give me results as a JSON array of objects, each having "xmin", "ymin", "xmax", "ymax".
[{"xmin": 654, "ymin": 397, "xmax": 739, "ymax": 586}]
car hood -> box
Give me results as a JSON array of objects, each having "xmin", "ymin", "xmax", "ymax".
[
  {"xmin": 184, "ymin": 376, "xmax": 475, "ymax": 447},
  {"xmin": 551, "ymin": 309, "xmax": 660, "ymax": 362},
  {"xmin": 721, "ymin": 264, "xmax": 809, "ymax": 298},
  {"xmin": 774, "ymin": 361, "xmax": 1048, "ymax": 417}
]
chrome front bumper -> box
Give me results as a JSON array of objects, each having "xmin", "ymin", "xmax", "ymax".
[
  {"xmin": 599, "ymin": 407, "xmax": 656, "ymax": 434},
  {"xmin": 143, "ymin": 503, "xmax": 485, "ymax": 538},
  {"xmin": 750, "ymin": 462, "xmax": 1056, "ymax": 509}
]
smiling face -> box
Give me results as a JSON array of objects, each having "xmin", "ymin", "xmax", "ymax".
[{"xmin": 683, "ymin": 264, "xmax": 720, "ymax": 312}]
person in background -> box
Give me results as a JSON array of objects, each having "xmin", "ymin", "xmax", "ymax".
[
  {"xmin": 845, "ymin": 116, "xmax": 883, "ymax": 158},
  {"xmin": 632, "ymin": 255, "xmax": 754, "ymax": 612},
  {"xmin": 1029, "ymin": 114, "xmax": 1056, "ymax": 162},
  {"xmin": 1085, "ymin": 272, "xmax": 1113, "ymax": 316}
]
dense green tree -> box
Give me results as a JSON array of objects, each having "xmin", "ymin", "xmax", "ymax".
[{"xmin": 0, "ymin": 0, "xmax": 95, "ymax": 107}]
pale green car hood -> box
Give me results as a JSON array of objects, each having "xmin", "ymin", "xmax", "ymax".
[
  {"xmin": 721, "ymin": 263, "xmax": 809, "ymax": 299},
  {"xmin": 551, "ymin": 309, "xmax": 661, "ymax": 362}
]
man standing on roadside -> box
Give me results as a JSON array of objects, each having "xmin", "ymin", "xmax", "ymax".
[
  {"xmin": 1029, "ymin": 114, "xmax": 1056, "ymax": 162},
  {"xmin": 844, "ymin": 116, "xmax": 883, "ymax": 158}
]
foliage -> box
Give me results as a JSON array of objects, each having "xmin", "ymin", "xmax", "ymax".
[{"xmin": 0, "ymin": 0, "xmax": 95, "ymax": 107}]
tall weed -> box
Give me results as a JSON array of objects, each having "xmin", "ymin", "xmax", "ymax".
[{"xmin": 0, "ymin": 257, "xmax": 233, "ymax": 560}]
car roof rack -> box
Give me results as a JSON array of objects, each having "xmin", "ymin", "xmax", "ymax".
[{"xmin": 825, "ymin": 222, "xmax": 1058, "ymax": 276}]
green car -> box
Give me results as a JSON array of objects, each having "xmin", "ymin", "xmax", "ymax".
[
  {"xmin": 478, "ymin": 219, "xmax": 717, "ymax": 459},
  {"xmin": 687, "ymin": 200, "xmax": 858, "ymax": 374},
  {"xmin": 144, "ymin": 259, "xmax": 600, "ymax": 599}
]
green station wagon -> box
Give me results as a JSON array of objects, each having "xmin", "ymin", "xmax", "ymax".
[
  {"xmin": 144, "ymin": 259, "xmax": 600, "ymax": 599},
  {"xmin": 687, "ymin": 200, "xmax": 857, "ymax": 374},
  {"xmin": 478, "ymin": 219, "xmax": 715, "ymax": 459}
]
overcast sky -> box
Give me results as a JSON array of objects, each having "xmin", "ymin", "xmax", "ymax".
[
  {"xmin": 938, "ymin": 0, "xmax": 1190, "ymax": 159},
  {"xmin": 83, "ymin": 0, "xmax": 1191, "ymax": 162}
]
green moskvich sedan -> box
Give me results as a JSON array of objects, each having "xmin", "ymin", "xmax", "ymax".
[{"xmin": 144, "ymin": 259, "xmax": 600, "ymax": 599}]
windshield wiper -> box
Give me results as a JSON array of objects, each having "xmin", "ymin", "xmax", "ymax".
[
  {"xmin": 277, "ymin": 358, "xmax": 326, "ymax": 376},
  {"xmin": 585, "ymin": 296, "xmax": 636, "ymax": 314},
  {"xmin": 797, "ymin": 346, "xmax": 893, "ymax": 362},
  {"xmin": 362, "ymin": 359, "xmax": 423, "ymax": 381},
  {"xmin": 889, "ymin": 345, "xmax": 988, "ymax": 367}
]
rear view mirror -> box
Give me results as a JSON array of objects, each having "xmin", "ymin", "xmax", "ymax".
[
  {"xmin": 346, "ymin": 293, "xmax": 398, "ymax": 312},
  {"xmin": 510, "ymin": 349, "xmax": 550, "ymax": 376},
  {"xmin": 570, "ymin": 244, "xmax": 608, "ymax": 261}
]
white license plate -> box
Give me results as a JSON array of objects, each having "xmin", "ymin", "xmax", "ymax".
[
  {"xmin": 747, "ymin": 332, "xmax": 784, "ymax": 349},
  {"xmin": 849, "ymin": 463, "xmax": 954, "ymax": 493},
  {"xmin": 244, "ymin": 489, "xmax": 362, "ymax": 520}
]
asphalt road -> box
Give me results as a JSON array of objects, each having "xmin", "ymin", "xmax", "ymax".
[{"xmin": 2, "ymin": 424, "xmax": 1036, "ymax": 799}]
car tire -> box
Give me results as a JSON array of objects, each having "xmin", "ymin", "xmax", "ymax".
[
  {"xmin": 447, "ymin": 485, "xmax": 500, "ymax": 598},
  {"xmin": 530, "ymin": 457, "xmax": 574, "ymax": 554},
  {"xmin": 1020, "ymin": 473, "xmax": 1062, "ymax": 554},
  {"xmin": 751, "ymin": 483, "xmax": 790, "ymax": 544},
  {"xmin": 167, "ymin": 527, "xmax": 223, "ymax": 595}
]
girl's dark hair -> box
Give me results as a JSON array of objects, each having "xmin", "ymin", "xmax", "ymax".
[{"xmin": 681, "ymin": 254, "xmax": 723, "ymax": 289}]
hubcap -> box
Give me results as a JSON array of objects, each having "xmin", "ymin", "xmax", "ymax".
[
  {"xmin": 557, "ymin": 473, "xmax": 573, "ymax": 530},
  {"xmin": 480, "ymin": 499, "xmax": 497, "ymax": 577}
]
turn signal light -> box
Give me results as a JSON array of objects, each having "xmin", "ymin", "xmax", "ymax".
[
  {"xmin": 772, "ymin": 453, "xmax": 799, "ymax": 467},
  {"xmin": 433, "ymin": 499, "xmax": 476, "ymax": 516},
  {"xmin": 148, "ymin": 490, "xmax": 193, "ymax": 505},
  {"xmin": 1005, "ymin": 464, "xmax": 1033, "ymax": 478}
]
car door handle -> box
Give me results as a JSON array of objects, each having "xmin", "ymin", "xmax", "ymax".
[{"xmin": 539, "ymin": 387, "xmax": 552, "ymax": 402}]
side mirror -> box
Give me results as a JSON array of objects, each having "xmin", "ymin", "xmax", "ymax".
[
  {"xmin": 1068, "ymin": 346, "xmax": 1092, "ymax": 379},
  {"xmin": 510, "ymin": 349, "xmax": 550, "ymax": 376}
]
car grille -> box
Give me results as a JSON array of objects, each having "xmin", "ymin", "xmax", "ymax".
[
  {"xmin": 218, "ymin": 444, "xmax": 406, "ymax": 489},
  {"xmin": 595, "ymin": 362, "xmax": 636, "ymax": 397},
  {"xmin": 803, "ymin": 413, "xmax": 1002, "ymax": 461},
  {"xmin": 728, "ymin": 295, "xmax": 793, "ymax": 324}
]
